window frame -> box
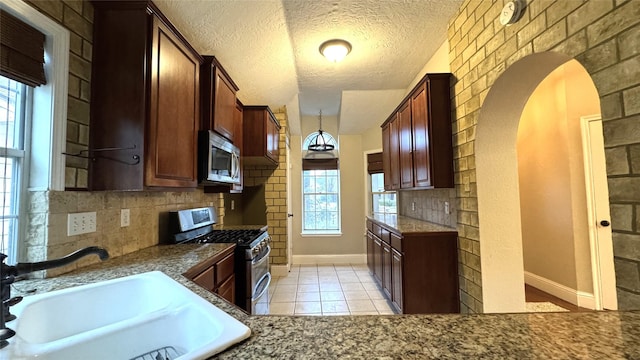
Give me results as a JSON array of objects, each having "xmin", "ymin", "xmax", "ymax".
[
  {"xmin": 301, "ymin": 131, "xmax": 341, "ymax": 235},
  {"xmin": 370, "ymin": 172, "xmax": 397, "ymax": 217}
]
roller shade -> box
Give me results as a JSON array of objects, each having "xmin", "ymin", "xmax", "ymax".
[
  {"xmin": 367, "ymin": 152, "xmax": 383, "ymax": 174},
  {"xmin": 0, "ymin": 10, "xmax": 47, "ymax": 87},
  {"xmin": 302, "ymin": 158, "xmax": 338, "ymax": 171}
]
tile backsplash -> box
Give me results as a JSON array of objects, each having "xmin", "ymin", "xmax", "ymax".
[
  {"xmin": 25, "ymin": 189, "xmax": 224, "ymax": 277},
  {"xmin": 398, "ymin": 189, "xmax": 457, "ymax": 227}
]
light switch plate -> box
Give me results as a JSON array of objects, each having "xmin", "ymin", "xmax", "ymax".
[
  {"xmin": 121, "ymin": 209, "xmax": 130, "ymax": 227},
  {"xmin": 68, "ymin": 212, "xmax": 97, "ymax": 236}
]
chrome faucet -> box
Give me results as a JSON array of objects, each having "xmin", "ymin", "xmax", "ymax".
[{"xmin": 0, "ymin": 246, "xmax": 109, "ymax": 349}]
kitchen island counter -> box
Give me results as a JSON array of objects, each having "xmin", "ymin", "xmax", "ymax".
[{"xmin": 11, "ymin": 245, "xmax": 640, "ymax": 359}]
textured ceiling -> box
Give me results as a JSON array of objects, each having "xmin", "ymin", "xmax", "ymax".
[{"xmin": 153, "ymin": 0, "xmax": 462, "ymax": 135}]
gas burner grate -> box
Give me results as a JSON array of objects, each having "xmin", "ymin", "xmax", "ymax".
[{"xmin": 129, "ymin": 346, "xmax": 181, "ymax": 360}]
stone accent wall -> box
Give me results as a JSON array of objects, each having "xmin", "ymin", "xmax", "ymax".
[
  {"xmin": 243, "ymin": 109, "xmax": 289, "ymax": 265},
  {"xmin": 24, "ymin": 0, "xmax": 93, "ymax": 188},
  {"xmin": 448, "ymin": 0, "xmax": 640, "ymax": 312},
  {"xmin": 398, "ymin": 189, "xmax": 457, "ymax": 228}
]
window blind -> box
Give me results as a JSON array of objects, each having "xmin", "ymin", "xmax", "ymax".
[
  {"xmin": 367, "ymin": 152, "xmax": 383, "ymax": 174},
  {"xmin": 302, "ymin": 158, "xmax": 338, "ymax": 171},
  {"xmin": 0, "ymin": 10, "xmax": 46, "ymax": 87}
]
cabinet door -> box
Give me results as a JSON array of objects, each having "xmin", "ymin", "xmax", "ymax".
[
  {"xmin": 367, "ymin": 231, "xmax": 375, "ymax": 274},
  {"xmin": 382, "ymin": 241, "xmax": 392, "ymax": 299},
  {"xmin": 382, "ymin": 124, "xmax": 392, "ymax": 190},
  {"xmin": 389, "ymin": 118, "xmax": 401, "ymax": 190},
  {"xmin": 266, "ymin": 113, "xmax": 279, "ymax": 162},
  {"xmin": 373, "ymin": 237, "xmax": 383, "ymax": 285},
  {"xmin": 231, "ymin": 101, "xmax": 244, "ymax": 192},
  {"xmin": 391, "ymin": 248, "xmax": 403, "ymax": 313},
  {"xmin": 398, "ymin": 100, "xmax": 413, "ymax": 189},
  {"xmin": 147, "ymin": 17, "xmax": 199, "ymax": 187},
  {"xmin": 213, "ymin": 68, "xmax": 237, "ymax": 142},
  {"xmin": 411, "ymin": 83, "xmax": 431, "ymax": 187}
]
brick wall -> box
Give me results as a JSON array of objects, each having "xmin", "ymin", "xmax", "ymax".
[
  {"xmin": 243, "ymin": 109, "xmax": 289, "ymax": 265},
  {"xmin": 448, "ymin": 0, "xmax": 640, "ymax": 312}
]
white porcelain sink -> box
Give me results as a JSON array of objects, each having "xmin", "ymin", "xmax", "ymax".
[{"xmin": 1, "ymin": 271, "xmax": 251, "ymax": 360}]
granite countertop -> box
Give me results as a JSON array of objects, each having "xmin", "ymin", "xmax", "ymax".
[
  {"xmin": 368, "ymin": 214, "xmax": 456, "ymax": 234},
  {"xmin": 11, "ymin": 245, "xmax": 640, "ymax": 359}
]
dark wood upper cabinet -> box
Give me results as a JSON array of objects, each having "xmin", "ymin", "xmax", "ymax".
[
  {"xmin": 200, "ymin": 56, "xmax": 240, "ymax": 143},
  {"xmin": 381, "ymin": 73, "xmax": 453, "ymax": 190},
  {"xmin": 398, "ymin": 100, "xmax": 413, "ymax": 189},
  {"xmin": 242, "ymin": 106, "xmax": 281, "ymax": 166},
  {"xmin": 89, "ymin": 1, "xmax": 201, "ymax": 190}
]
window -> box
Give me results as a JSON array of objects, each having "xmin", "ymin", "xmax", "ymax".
[
  {"xmin": 302, "ymin": 132, "xmax": 340, "ymax": 234},
  {"xmin": 0, "ymin": 76, "xmax": 30, "ymax": 261},
  {"xmin": 370, "ymin": 173, "xmax": 396, "ymax": 216}
]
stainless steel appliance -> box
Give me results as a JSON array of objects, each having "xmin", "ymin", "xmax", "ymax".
[
  {"xmin": 163, "ymin": 207, "xmax": 270, "ymax": 314},
  {"xmin": 198, "ymin": 130, "xmax": 241, "ymax": 185}
]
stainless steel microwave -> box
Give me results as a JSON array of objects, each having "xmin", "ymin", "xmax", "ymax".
[{"xmin": 198, "ymin": 130, "xmax": 241, "ymax": 185}]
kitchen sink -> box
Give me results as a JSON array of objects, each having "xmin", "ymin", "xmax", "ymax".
[{"xmin": 1, "ymin": 271, "xmax": 251, "ymax": 360}]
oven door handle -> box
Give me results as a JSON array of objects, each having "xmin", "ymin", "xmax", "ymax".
[{"xmin": 251, "ymin": 272, "xmax": 271, "ymax": 302}]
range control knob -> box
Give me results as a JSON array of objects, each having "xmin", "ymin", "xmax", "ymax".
[{"xmin": 252, "ymin": 247, "xmax": 259, "ymax": 256}]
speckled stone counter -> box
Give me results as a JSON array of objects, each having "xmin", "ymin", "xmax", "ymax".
[
  {"xmin": 11, "ymin": 245, "xmax": 640, "ymax": 359},
  {"xmin": 368, "ymin": 214, "xmax": 456, "ymax": 233}
]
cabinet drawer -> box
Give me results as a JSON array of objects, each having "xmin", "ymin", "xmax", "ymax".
[
  {"xmin": 215, "ymin": 252, "xmax": 235, "ymax": 285},
  {"xmin": 372, "ymin": 223, "xmax": 382, "ymax": 238},
  {"xmin": 216, "ymin": 274, "xmax": 235, "ymax": 303},
  {"xmin": 192, "ymin": 266, "xmax": 215, "ymax": 292},
  {"xmin": 380, "ymin": 228, "xmax": 390, "ymax": 244},
  {"xmin": 391, "ymin": 232, "xmax": 402, "ymax": 251}
]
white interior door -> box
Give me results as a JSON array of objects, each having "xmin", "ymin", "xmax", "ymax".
[{"xmin": 581, "ymin": 114, "xmax": 618, "ymax": 310}]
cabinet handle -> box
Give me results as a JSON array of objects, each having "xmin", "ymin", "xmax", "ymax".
[{"xmin": 600, "ymin": 220, "xmax": 610, "ymax": 227}]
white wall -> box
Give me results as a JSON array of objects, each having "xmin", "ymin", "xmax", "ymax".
[
  {"xmin": 291, "ymin": 117, "xmax": 365, "ymax": 258},
  {"xmin": 518, "ymin": 60, "xmax": 599, "ymax": 293}
]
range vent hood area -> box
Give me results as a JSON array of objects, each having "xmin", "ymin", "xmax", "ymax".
[{"xmin": 223, "ymin": 185, "xmax": 267, "ymax": 226}]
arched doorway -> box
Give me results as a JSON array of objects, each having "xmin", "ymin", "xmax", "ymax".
[{"xmin": 475, "ymin": 52, "xmax": 617, "ymax": 313}]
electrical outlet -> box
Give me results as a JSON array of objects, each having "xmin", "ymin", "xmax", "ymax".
[
  {"xmin": 67, "ymin": 212, "xmax": 97, "ymax": 236},
  {"xmin": 231, "ymin": 200, "xmax": 235, "ymax": 210},
  {"xmin": 444, "ymin": 201, "xmax": 450, "ymax": 215},
  {"xmin": 411, "ymin": 202, "xmax": 416, "ymax": 211},
  {"xmin": 121, "ymin": 209, "xmax": 130, "ymax": 227}
]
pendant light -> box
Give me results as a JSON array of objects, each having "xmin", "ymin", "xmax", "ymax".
[{"xmin": 308, "ymin": 110, "xmax": 334, "ymax": 152}]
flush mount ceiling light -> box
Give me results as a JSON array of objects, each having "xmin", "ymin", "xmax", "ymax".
[
  {"xmin": 308, "ymin": 110, "xmax": 335, "ymax": 152},
  {"xmin": 319, "ymin": 39, "xmax": 352, "ymax": 62}
]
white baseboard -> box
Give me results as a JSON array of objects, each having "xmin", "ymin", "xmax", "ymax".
[
  {"xmin": 270, "ymin": 264, "xmax": 290, "ymax": 277},
  {"xmin": 524, "ymin": 271, "xmax": 595, "ymax": 309},
  {"xmin": 292, "ymin": 254, "xmax": 366, "ymax": 265}
]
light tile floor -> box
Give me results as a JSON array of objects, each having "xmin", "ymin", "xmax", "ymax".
[{"xmin": 268, "ymin": 264, "xmax": 396, "ymax": 316}]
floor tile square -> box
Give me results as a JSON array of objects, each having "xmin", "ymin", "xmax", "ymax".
[
  {"xmin": 294, "ymin": 301, "xmax": 321, "ymax": 314},
  {"xmin": 343, "ymin": 290, "xmax": 370, "ymax": 300},
  {"xmin": 319, "ymin": 282, "xmax": 342, "ymax": 292},
  {"xmin": 340, "ymin": 282, "xmax": 365, "ymax": 291},
  {"xmin": 321, "ymin": 291, "xmax": 345, "ymax": 301},
  {"xmin": 321, "ymin": 300, "xmax": 349, "ymax": 313},
  {"xmin": 366, "ymin": 289, "xmax": 386, "ymax": 300},
  {"xmin": 350, "ymin": 310, "xmax": 379, "ymax": 315},
  {"xmin": 298, "ymin": 276, "xmax": 320, "ymax": 285},
  {"xmin": 296, "ymin": 291, "xmax": 320, "ymax": 302},
  {"xmin": 269, "ymin": 302, "xmax": 295, "ymax": 315},
  {"xmin": 347, "ymin": 299, "xmax": 377, "ymax": 312},
  {"xmin": 362, "ymin": 283, "xmax": 381, "ymax": 292},
  {"xmin": 276, "ymin": 284, "xmax": 298, "ymax": 293},
  {"xmin": 297, "ymin": 283, "xmax": 320, "ymax": 292},
  {"xmin": 271, "ymin": 291, "xmax": 297, "ymax": 303},
  {"xmin": 372, "ymin": 299, "xmax": 393, "ymax": 312}
]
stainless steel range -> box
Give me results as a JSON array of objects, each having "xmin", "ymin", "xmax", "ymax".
[{"xmin": 163, "ymin": 207, "xmax": 270, "ymax": 314}]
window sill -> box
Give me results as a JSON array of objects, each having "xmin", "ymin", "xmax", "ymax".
[{"xmin": 301, "ymin": 231, "xmax": 342, "ymax": 237}]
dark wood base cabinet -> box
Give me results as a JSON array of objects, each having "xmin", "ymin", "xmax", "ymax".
[
  {"xmin": 366, "ymin": 219, "xmax": 459, "ymax": 314},
  {"xmin": 184, "ymin": 245, "xmax": 236, "ymax": 304}
]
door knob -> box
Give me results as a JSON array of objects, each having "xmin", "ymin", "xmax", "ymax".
[{"xmin": 600, "ymin": 220, "xmax": 610, "ymax": 227}]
